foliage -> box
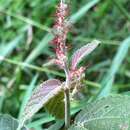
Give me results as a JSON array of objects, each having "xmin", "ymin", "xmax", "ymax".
[
  {"xmin": 0, "ymin": 0, "xmax": 130, "ymax": 130},
  {"xmin": 69, "ymin": 95, "xmax": 130, "ymax": 130},
  {"xmin": 0, "ymin": 115, "xmax": 27, "ymax": 130}
]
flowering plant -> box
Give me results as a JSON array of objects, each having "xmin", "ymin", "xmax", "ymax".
[
  {"xmin": 51, "ymin": 1, "xmax": 99, "ymax": 128},
  {"xmin": 17, "ymin": 0, "xmax": 99, "ymax": 130},
  {"xmin": 0, "ymin": 1, "xmax": 130, "ymax": 130}
]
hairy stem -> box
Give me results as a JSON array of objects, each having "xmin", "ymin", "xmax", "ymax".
[
  {"xmin": 64, "ymin": 88, "xmax": 70, "ymax": 129},
  {"xmin": 17, "ymin": 120, "xmax": 24, "ymax": 130},
  {"xmin": 64, "ymin": 62, "xmax": 70, "ymax": 129}
]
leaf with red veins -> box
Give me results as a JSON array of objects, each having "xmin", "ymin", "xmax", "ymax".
[
  {"xmin": 21, "ymin": 79, "xmax": 62, "ymax": 123},
  {"xmin": 71, "ymin": 40, "xmax": 100, "ymax": 70}
]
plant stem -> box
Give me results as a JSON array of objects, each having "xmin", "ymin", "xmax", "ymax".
[
  {"xmin": 64, "ymin": 62, "xmax": 70, "ymax": 129},
  {"xmin": 64, "ymin": 88, "xmax": 70, "ymax": 129}
]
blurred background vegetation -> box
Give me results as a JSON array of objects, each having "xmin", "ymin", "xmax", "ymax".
[{"xmin": 0, "ymin": 0, "xmax": 130, "ymax": 129}]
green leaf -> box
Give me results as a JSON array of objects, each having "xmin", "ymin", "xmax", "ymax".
[
  {"xmin": 21, "ymin": 79, "xmax": 63, "ymax": 123},
  {"xmin": 0, "ymin": 114, "xmax": 27, "ymax": 130},
  {"xmin": 27, "ymin": 114, "xmax": 54, "ymax": 128},
  {"xmin": 45, "ymin": 91, "xmax": 64, "ymax": 119},
  {"xmin": 69, "ymin": 95, "xmax": 130, "ymax": 130}
]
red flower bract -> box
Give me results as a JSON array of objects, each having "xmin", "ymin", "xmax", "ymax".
[{"xmin": 69, "ymin": 67, "xmax": 86, "ymax": 80}]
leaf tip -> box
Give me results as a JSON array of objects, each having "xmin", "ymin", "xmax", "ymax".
[{"xmin": 92, "ymin": 39, "xmax": 101, "ymax": 46}]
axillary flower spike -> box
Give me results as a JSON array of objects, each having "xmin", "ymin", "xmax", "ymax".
[
  {"xmin": 52, "ymin": 0, "xmax": 69, "ymax": 69},
  {"xmin": 17, "ymin": 1, "xmax": 100, "ymax": 130}
]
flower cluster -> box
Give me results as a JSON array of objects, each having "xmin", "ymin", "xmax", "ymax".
[
  {"xmin": 52, "ymin": 0, "xmax": 68, "ymax": 69},
  {"xmin": 51, "ymin": 0, "xmax": 90, "ymax": 80},
  {"xmin": 70, "ymin": 67, "xmax": 86, "ymax": 80}
]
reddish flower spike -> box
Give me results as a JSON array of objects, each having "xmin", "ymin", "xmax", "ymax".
[
  {"xmin": 70, "ymin": 67, "xmax": 86, "ymax": 79},
  {"xmin": 51, "ymin": 0, "xmax": 68, "ymax": 69}
]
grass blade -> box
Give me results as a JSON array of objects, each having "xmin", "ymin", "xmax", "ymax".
[
  {"xmin": 46, "ymin": 120, "xmax": 64, "ymax": 130},
  {"xmin": 25, "ymin": 34, "xmax": 54, "ymax": 64},
  {"xmin": 0, "ymin": 35, "xmax": 22, "ymax": 58},
  {"xmin": 18, "ymin": 74, "xmax": 39, "ymax": 119},
  {"xmin": 0, "ymin": 9, "xmax": 51, "ymax": 32},
  {"xmin": 97, "ymin": 36, "xmax": 130, "ymax": 98},
  {"xmin": 70, "ymin": 0, "xmax": 100, "ymax": 23}
]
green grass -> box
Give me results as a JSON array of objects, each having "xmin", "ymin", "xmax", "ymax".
[{"xmin": 0, "ymin": 0, "xmax": 130, "ymax": 129}]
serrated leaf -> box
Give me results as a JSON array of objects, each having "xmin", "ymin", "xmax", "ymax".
[
  {"xmin": 21, "ymin": 79, "xmax": 63, "ymax": 123},
  {"xmin": 71, "ymin": 40, "xmax": 100, "ymax": 70},
  {"xmin": 69, "ymin": 95, "xmax": 130, "ymax": 130},
  {"xmin": 0, "ymin": 114, "xmax": 27, "ymax": 130}
]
